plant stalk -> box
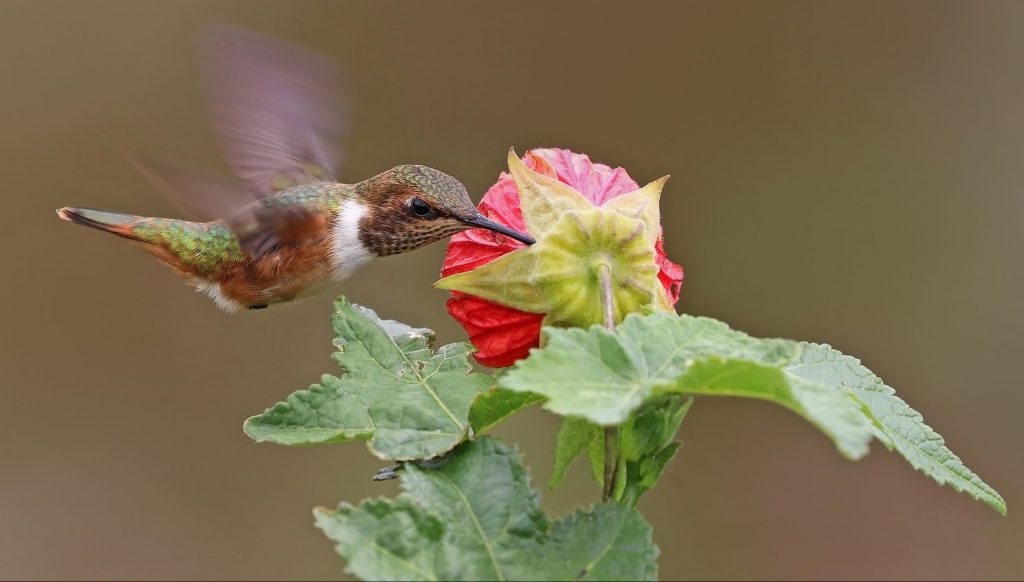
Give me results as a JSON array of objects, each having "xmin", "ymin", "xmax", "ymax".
[{"xmin": 598, "ymin": 263, "xmax": 619, "ymax": 502}]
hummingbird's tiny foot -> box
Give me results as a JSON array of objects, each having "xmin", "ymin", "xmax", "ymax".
[
  {"xmin": 417, "ymin": 456, "xmax": 450, "ymax": 470},
  {"xmin": 372, "ymin": 464, "xmax": 402, "ymax": 481},
  {"xmin": 248, "ymin": 303, "xmax": 268, "ymax": 310},
  {"xmin": 371, "ymin": 454, "xmax": 453, "ymax": 481}
]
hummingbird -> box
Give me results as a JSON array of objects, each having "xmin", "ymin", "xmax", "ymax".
[{"xmin": 56, "ymin": 26, "xmax": 533, "ymax": 312}]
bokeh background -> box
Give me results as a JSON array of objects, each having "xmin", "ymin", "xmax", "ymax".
[{"xmin": 2, "ymin": 1, "xmax": 1022, "ymax": 579}]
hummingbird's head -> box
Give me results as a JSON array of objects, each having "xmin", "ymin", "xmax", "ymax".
[{"xmin": 356, "ymin": 164, "xmax": 535, "ymax": 256}]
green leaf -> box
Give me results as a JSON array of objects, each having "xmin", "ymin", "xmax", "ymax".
[
  {"xmin": 468, "ymin": 387, "xmax": 543, "ymax": 435},
  {"xmin": 549, "ymin": 417, "xmax": 602, "ymax": 488},
  {"xmin": 500, "ymin": 311, "xmax": 1005, "ymax": 513},
  {"xmin": 315, "ymin": 437, "xmax": 658, "ymax": 581},
  {"xmin": 314, "ymin": 498, "xmax": 444, "ymax": 580},
  {"xmin": 244, "ymin": 297, "xmax": 492, "ymax": 461},
  {"xmin": 501, "ymin": 312, "xmax": 874, "ymax": 459},
  {"xmin": 786, "ymin": 343, "xmax": 1007, "ymax": 515},
  {"xmin": 627, "ymin": 442, "xmax": 681, "ymax": 503},
  {"xmin": 546, "ymin": 500, "xmax": 659, "ymax": 581},
  {"xmin": 620, "ymin": 395, "xmax": 692, "ymax": 504},
  {"xmin": 621, "ymin": 395, "xmax": 691, "ymax": 460}
]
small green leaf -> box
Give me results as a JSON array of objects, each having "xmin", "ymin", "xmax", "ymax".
[
  {"xmin": 621, "ymin": 396, "xmax": 692, "ymax": 503},
  {"xmin": 315, "ymin": 437, "xmax": 658, "ymax": 581},
  {"xmin": 468, "ymin": 387, "xmax": 543, "ymax": 435},
  {"xmin": 244, "ymin": 297, "xmax": 492, "ymax": 461},
  {"xmin": 621, "ymin": 395, "xmax": 692, "ymax": 460},
  {"xmin": 500, "ymin": 311, "xmax": 1005, "ymax": 513},
  {"xmin": 550, "ymin": 417, "xmax": 602, "ymax": 488},
  {"xmin": 550, "ymin": 398, "xmax": 691, "ymax": 499},
  {"xmin": 626, "ymin": 442, "xmax": 682, "ymax": 505}
]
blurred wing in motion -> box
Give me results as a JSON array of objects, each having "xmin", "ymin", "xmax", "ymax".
[
  {"xmin": 130, "ymin": 154, "xmax": 327, "ymax": 258},
  {"xmin": 226, "ymin": 204, "xmax": 330, "ymax": 258},
  {"xmin": 129, "ymin": 26, "xmax": 350, "ymax": 258},
  {"xmin": 128, "ymin": 154, "xmax": 255, "ymax": 222},
  {"xmin": 200, "ymin": 24, "xmax": 351, "ymax": 197}
]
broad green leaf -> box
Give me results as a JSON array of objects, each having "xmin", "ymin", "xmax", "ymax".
[
  {"xmin": 315, "ymin": 437, "xmax": 658, "ymax": 581},
  {"xmin": 468, "ymin": 387, "xmax": 543, "ymax": 435},
  {"xmin": 502, "ymin": 313, "xmax": 873, "ymax": 458},
  {"xmin": 501, "ymin": 311, "xmax": 1005, "ymax": 513},
  {"xmin": 244, "ymin": 298, "xmax": 492, "ymax": 461},
  {"xmin": 550, "ymin": 417, "xmax": 602, "ymax": 488},
  {"xmin": 500, "ymin": 312, "xmax": 875, "ymax": 454},
  {"xmin": 315, "ymin": 498, "xmax": 443, "ymax": 580},
  {"xmin": 546, "ymin": 500, "xmax": 659, "ymax": 581},
  {"xmin": 786, "ymin": 343, "xmax": 1007, "ymax": 515}
]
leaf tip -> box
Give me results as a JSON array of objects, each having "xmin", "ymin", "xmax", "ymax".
[
  {"xmin": 312, "ymin": 505, "xmax": 335, "ymax": 518},
  {"xmin": 241, "ymin": 415, "xmax": 264, "ymax": 441}
]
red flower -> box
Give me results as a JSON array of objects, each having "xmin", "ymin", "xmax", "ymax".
[{"xmin": 442, "ymin": 148, "xmax": 684, "ymax": 367}]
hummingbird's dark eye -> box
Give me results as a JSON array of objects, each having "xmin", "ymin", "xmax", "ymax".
[{"xmin": 409, "ymin": 197, "xmax": 434, "ymax": 218}]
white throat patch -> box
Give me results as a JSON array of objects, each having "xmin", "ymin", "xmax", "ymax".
[{"xmin": 331, "ymin": 199, "xmax": 374, "ymax": 281}]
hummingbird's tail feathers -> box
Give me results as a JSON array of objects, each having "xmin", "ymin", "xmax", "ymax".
[
  {"xmin": 56, "ymin": 207, "xmax": 145, "ymax": 240},
  {"xmin": 57, "ymin": 207, "xmax": 212, "ymax": 279}
]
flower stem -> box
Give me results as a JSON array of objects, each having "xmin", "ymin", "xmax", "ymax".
[
  {"xmin": 603, "ymin": 427, "xmax": 618, "ymax": 502},
  {"xmin": 598, "ymin": 263, "xmax": 619, "ymax": 502}
]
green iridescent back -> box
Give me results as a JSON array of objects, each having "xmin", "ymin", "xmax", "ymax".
[{"xmin": 130, "ymin": 182, "xmax": 351, "ymax": 276}]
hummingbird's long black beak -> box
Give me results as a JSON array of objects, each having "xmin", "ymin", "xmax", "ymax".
[{"xmin": 463, "ymin": 214, "xmax": 536, "ymax": 245}]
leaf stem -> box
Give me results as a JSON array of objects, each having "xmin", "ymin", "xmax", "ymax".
[{"xmin": 598, "ymin": 263, "xmax": 619, "ymax": 502}]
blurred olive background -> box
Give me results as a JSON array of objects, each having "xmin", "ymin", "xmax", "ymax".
[{"xmin": 2, "ymin": 1, "xmax": 1022, "ymax": 579}]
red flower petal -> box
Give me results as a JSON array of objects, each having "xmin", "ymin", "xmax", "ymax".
[
  {"xmin": 530, "ymin": 148, "xmax": 640, "ymax": 206},
  {"xmin": 444, "ymin": 292, "xmax": 543, "ymax": 368},
  {"xmin": 442, "ymin": 148, "xmax": 684, "ymax": 367},
  {"xmin": 655, "ymin": 235, "xmax": 684, "ymax": 304}
]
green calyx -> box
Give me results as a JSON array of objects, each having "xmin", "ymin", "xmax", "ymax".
[{"xmin": 436, "ymin": 149, "xmax": 672, "ymax": 327}]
